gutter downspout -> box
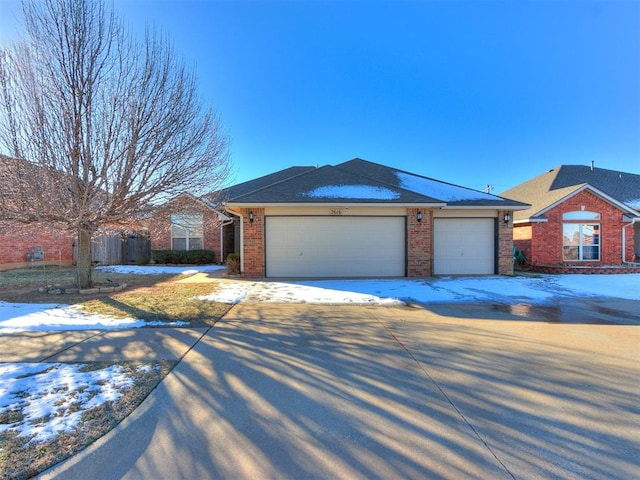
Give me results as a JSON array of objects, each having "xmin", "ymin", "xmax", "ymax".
[
  {"xmin": 223, "ymin": 204, "xmax": 244, "ymax": 273},
  {"xmin": 622, "ymin": 217, "xmax": 639, "ymax": 263}
]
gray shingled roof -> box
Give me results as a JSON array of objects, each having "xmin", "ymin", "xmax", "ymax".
[
  {"xmin": 501, "ymin": 165, "xmax": 640, "ymax": 221},
  {"xmin": 225, "ymin": 158, "xmax": 528, "ymax": 208},
  {"xmin": 215, "ymin": 166, "xmax": 316, "ymax": 201}
]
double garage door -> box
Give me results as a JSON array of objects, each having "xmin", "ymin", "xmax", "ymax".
[
  {"xmin": 265, "ymin": 216, "xmax": 496, "ymax": 277},
  {"xmin": 266, "ymin": 216, "xmax": 405, "ymax": 277}
]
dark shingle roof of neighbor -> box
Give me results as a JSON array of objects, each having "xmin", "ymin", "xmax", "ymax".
[
  {"xmin": 224, "ymin": 158, "xmax": 528, "ymax": 208},
  {"xmin": 501, "ymin": 165, "xmax": 640, "ymax": 221}
]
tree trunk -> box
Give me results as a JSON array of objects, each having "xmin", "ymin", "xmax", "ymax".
[{"xmin": 76, "ymin": 227, "xmax": 93, "ymax": 288}]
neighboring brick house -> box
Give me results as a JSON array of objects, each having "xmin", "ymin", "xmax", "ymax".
[
  {"xmin": 147, "ymin": 193, "xmax": 234, "ymax": 264},
  {"xmin": 147, "ymin": 170, "xmax": 321, "ymax": 264},
  {"xmin": 501, "ymin": 164, "xmax": 640, "ymax": 272},
  {"xmin": 223, "ymin": 158, "xmax": 528, "ymax": 277},
  {"xmin": 0, "ymin": 155, "xmax": 74, "ymax": 269},
  {"xmin": 0, "ymin": 224, "xmax": 74, "ymax": 269}
]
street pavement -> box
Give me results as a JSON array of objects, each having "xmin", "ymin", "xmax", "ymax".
[{"xmin": 23, "ymin": 300, "xmax": 640, "ymax": 480}]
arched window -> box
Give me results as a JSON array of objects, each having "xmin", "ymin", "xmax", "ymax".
[{"xmin": 562, "ymin": 211, "xmax": 600, "ymax": 261}]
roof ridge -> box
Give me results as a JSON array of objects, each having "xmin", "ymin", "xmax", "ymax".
[
  {"xmin": 337, "ymin": 158, "xmax": 510, "ymax": 201},
  {"xmin": 226, "ymin": 165, "xmax": 326, "ymax": 202},
  {"xmin": 334, "ymin": 159, "xmax": 443, "ymax": 202}
]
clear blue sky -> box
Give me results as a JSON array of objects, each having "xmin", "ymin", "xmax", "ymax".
[{"xmin": 1, "ymin": 0, "xmax": 638, "ymax": 192}]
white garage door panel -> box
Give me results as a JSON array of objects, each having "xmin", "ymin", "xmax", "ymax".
[
  {"xmin": 434, "ymin": 218, "xmax": 495, "ymax": 275},
  {"xmin": 266, "ymin": 217, "xmax": 405, "ymax": 277}
]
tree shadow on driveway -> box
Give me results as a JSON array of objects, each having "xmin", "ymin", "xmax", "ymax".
[{"xmin": 43, "ymin": 303, "xmax": 639, "ymax": 480}]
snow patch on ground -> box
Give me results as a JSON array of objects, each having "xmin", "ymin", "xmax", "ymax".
[
  {"xmin": 0, "ymin": 363, "xmax": 139, "ymax": 443},
  {"xmin": 1, "ymin": 273, "xmax": 638, "ymax": 332},
  {"xmin": 0, "ymin": 303, "xmax": 188, "ymax": 333},
  {"xmin": 197, "ymin": 274, "xmax": 639, "ymax": 305},
  {"xmin": 96, "ymin": 265, "xmax": 226, "ymax": 275}
]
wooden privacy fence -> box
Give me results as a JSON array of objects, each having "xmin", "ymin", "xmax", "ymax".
[{"xmin": 74, "ymin": 231, "xmax": 151, "ymax": 265}]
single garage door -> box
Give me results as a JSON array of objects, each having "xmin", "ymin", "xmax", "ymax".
[
  {"xmin": 434, "ymin": 218, "xmax": 495, "ymax": 275},
  {"xmin": 266, "ymin": 216, "xmax": 405, "ymax": 277}
]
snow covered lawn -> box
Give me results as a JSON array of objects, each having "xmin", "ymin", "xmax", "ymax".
[
  {"xmin": 0, "ymin": 363, "xmax": 137, "ymax": 443},
  {"xmin": 0, "ymin": 361, "xmax": 174, "ymax": 480},
  {"xmin": 2, "ymin": 269, "xmax": 638, "ymax": 333},
  {"xmin": 96, "ymin": 264, "xmax": 226, "ymax": 275},
  {"xmin": 197, "ymin": 274, "xmax": 640, "ymax": 305}
]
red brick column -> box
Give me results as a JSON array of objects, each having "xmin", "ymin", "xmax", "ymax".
[
  {"xmin": 498, "ymin": 211, "xmax": 514, "ymax": 275},
  {"xmin": 242, "ymin": 208, "xmax": 265, "ymax": 277},
  {"xmin": 407, "ymin": 208, "xmax": 432, "ymax": 277}
]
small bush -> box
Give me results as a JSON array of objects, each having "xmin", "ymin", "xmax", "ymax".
[
  {"xmin": 226, "ymin": 253, "xmax": 240, "ymax": 274},
  {"xmin": 151, "ymin": 249, "xmax": 215, "ymax": 265},
  {"xmin": 184, "ymin": 249, "xmax": 215, "ymax": 264}
]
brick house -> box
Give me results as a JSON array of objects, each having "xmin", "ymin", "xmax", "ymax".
[
  {"xmin": 147, "ymin": 167, "xmax": 326, "ymax": 264},
  {"xmin": 501, "ymin": 164, "xmax": 640, "ymax": 272},
  {"xmin": 147, "ymin": 193, "xmax": 234, "ymax": 264},
  {"xmin": 0, "ymin": 224, "xmax": 74, "ymax": 269},
  {"xmin": 0, "ymin": 155, "xmax": 74, "ymax": 269},
  {"xmin": 223, "ymin": 158, "xmax": 528, "ymax": 277}
]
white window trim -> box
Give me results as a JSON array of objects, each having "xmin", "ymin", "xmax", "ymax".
[
  {"xmin": 171, "ymin": 213, "xmax": 204, "ymax": 251},
  {"xmin": 562, "ymin": 222, "xmax": 601, "ymax": 262}
]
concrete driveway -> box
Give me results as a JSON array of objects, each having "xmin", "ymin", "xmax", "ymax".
[{"xmin": 40, "ymin": 302, "xmax": 639, "ymax": 480}]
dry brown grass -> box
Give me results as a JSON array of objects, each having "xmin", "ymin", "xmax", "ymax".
[
  {"xmin": 0, "ymin": 266, "xmax": 231, "ymax": 327},
  {"xmin": 0, "ymin": 266, "xmax": 173, "ymax": 304}
]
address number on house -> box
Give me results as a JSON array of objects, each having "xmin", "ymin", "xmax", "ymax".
[{"xmin": 329, "ymin": 209, "xmax": 343, "ymax": 216}]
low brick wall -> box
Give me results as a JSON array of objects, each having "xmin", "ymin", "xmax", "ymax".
[{"xmin": 525, "ymin": 264, "xmax": 640, "ymax": 274}]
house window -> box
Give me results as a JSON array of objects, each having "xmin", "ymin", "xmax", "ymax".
[
  {"xmin": 171, "ymin": 213, "xmax": 203, "ymax": 250},
  {"xmin": 562, "ymin": 211, "xmax": 600, "ymax": 261}
]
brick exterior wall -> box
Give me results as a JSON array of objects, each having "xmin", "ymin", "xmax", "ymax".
[
  {"xmin": 148, "ymin": 207, "xmax": 227, "ymax": 264},
  {"xmin": 407, "ymin": 208, "xmax": 433, "ymax": 276},
  {"xmin": 0, "ymin": 224, "xmax": 74, "ymax": 268},
  {"xmin": 242, "ymin": 208, "xmax": 265, "ymax": 276},
  {"xmin": 498, "ymin": 211, "xmax": 515, "ymax": 275},
  {"xmin": 149, "ymin": 210, "xmax": 172, "ymax": 250},
  {"xmin": 237, "ymin": 208, "xmax": 514, "ymax": 278},
  {"xmin": 516, "ymin": 190, "xmax": 634, "ymax": 267}
]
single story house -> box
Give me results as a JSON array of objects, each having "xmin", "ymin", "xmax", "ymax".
[
  {"xmin": 223, "ymin": 158, "xmax": 528, "ymax": 277},
  {"xmin": 148, "ymin": 167, "xmax": 327, "ymax": 263},
  {"xmin": 501, "ymin": 163, "xmax": 640, "ymax": 272}
]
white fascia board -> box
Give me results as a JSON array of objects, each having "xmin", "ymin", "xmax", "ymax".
[
  {"xmin": 514, "ymin": 218, "xmax": 548, "ymax": 225},
  {"xmin": 440, "ymin": 205, "xmax": 530, "ymax": 211},
  {"xmin": 225, "ymin": 202, "xmax": 447, "ymax": 208}
]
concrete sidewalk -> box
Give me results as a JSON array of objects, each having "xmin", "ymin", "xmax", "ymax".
[
  {"xmin": 0, "ymin": 327, "xmax": 208, "ymax": 362},
  {"xmin": 37, "ymin": 302, "xmax": 640, "ymax": 480}
]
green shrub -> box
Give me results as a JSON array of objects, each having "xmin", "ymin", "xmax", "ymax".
[
  {"xmin": 226, "ymin": 253, "xmax": 240, "ymax": 274},
  {"xmin": 151, "ymin": 249, "xmax": 215, "ymax": 265},
  {"xmin": 184, "ymin": 249, "xmax": 215, "ymax": 264}
]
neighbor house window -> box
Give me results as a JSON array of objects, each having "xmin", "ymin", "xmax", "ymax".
[
  {"xmin": 562, "ymin": 211, "xmax": 600, "ymax": 261},
  {"xmin": 171, "ymin": 213, "xmax": 203, "ymax": 250}
]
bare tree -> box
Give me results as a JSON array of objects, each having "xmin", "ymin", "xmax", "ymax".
[{"xmin": 0, "ymin": 0, "xmax": 230, "ymax": 288}]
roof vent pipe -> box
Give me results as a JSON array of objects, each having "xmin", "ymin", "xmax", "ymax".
[{"xmin": 590, "ymin": 160, "xmax": 594, "ymax": 171}]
